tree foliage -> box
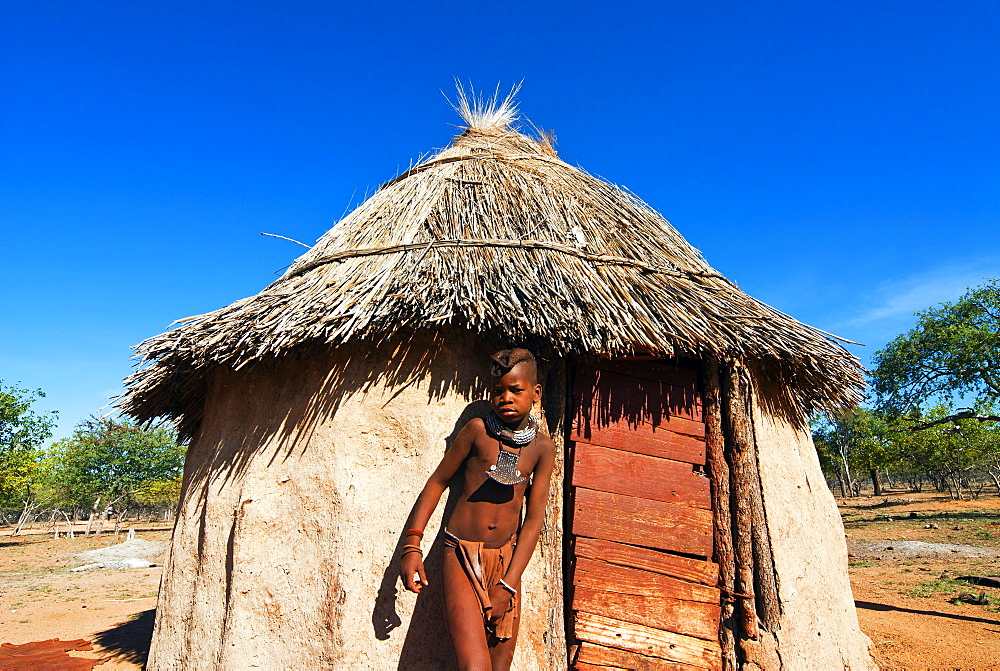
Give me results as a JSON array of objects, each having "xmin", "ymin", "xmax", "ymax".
[
  {"xmin": 132, "ymin": 477, "xmax": 184, "ymax": 509},
  {"xmin": 813, "ymin": 400, "xmax": 1000, "ymax": 499},
  {"xmin": 871, "ymin": 278, "xmax": 1000, "ymax": 416},
  {"xmin": 0, "ymin": 382, "xmax": 58, "ymax": 504},
  {"xmin": 813, "ymin": 408, "xmax": 896, "ymax": 496},
  {"xmin": 44, "ymin": 418, "xmax": 185, "ymax": 509},
  {"xmin": 841, "ymin": 279, "xmax": 1000, "ymax": 498},
  {"xmin": 891, "ymin": 402, "xmax": 1000, "ymax": 498}
]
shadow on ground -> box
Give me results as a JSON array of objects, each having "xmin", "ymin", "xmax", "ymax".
[
  {"xmin": 92, "ymin": 608, "xmax": 155, "ymax": 665},
  {"xmin": 856, "ymin": 600, "xmax": 1000, "ymax": 626}
]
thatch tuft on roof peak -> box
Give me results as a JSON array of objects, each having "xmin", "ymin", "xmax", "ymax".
[
  {"xmin": 120, "ymin": 94, "xmax": 864, "ymax": 438},
  {"xmin": 451, "ymin": 81, "xmax": 521, "ymax": 132}
]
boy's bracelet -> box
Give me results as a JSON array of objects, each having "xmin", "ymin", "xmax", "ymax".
[
  {"xmin": 405, "ymin": 528, "xmax": 424, "ymax": 539},
  {"xmin": 498, "ymin": 579, "xmax": 517, "ymax": 596},
  {"xmin": 401, "ymin": 545, "xmax": 423, "ymax": 557}
]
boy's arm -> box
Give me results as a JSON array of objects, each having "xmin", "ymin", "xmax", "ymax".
[
  {"xmin": 399, "ymin": 420, "xmax": 478, "ymax": 593},
  {"xmin": 500, "ymin": 435, "xmax": 556, "ymax": 588}
]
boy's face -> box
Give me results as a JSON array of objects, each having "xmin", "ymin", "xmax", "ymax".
[{"xmin": 490, "ymin": 362, "xmax": 541, "ymax": 426}]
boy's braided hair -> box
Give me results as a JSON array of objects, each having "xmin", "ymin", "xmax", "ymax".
[{"xmin": 490, "ymin": 348, "xmax": 538, "ymax": 383}]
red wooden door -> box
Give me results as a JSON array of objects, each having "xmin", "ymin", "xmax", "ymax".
[{"xmin": 568, "ymin": 363, "xmax": 722, "ymax": 670}]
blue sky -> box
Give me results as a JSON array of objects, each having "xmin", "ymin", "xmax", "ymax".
[{"xmin": 2, "ymin": 1, "xmax": 997, "ymax": 441}]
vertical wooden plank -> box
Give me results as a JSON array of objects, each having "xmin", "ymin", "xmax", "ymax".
[
  {"xmin": 703, "ymin": 357, "xmax": 736, "ymax": 670},
  {"xmin": 724, "ymin": 361, "xmax": 762, "ymax": 638},
  {"xmin": 542, "ymin": 356, "xmax": 569, "ymax": 664}
]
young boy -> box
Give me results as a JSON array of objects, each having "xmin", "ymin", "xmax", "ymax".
[{"xmin": 399, "ymin": 348, "xmax": 555, "ymax": 670}]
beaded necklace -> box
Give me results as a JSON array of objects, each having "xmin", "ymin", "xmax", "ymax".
[
  {"xmin": 484, "ymin": 412, "xmax": 538, "ymax": 485},
  {"xmin": 484, "ymin": 412, "xmax": 538, "ymax": 446}
]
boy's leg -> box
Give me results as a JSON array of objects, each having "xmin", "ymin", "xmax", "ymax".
[
  {"xmin": 488, "ymin": 621, "xmax": 519, "ymax": 671},
  {"xmin": 442, "ymin": 548, "xmax": 491, "ymax": 670}
]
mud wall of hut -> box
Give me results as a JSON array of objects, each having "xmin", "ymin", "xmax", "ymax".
[{"xmin": 746, "ymin": 369, "xmax": 876, "ymax": 670}]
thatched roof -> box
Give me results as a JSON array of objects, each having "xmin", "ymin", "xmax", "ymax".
[{"xmin": 121, "ymin": 93, "xmax": 864, "ymax": 437}]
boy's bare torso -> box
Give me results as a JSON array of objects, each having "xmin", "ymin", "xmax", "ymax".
[{"xmin": 445, "ymin": 417, "xmax": 547, "ymax": 547}]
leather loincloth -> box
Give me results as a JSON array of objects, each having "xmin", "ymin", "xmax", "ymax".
[{"xmin": 444, "ymin": 530, "xmax": 519, "ymax": 640}]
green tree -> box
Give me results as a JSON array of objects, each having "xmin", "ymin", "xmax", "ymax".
[
  {"xmin": 813, "ymin": 408, "xmax": 895, "ymax": 497},
  {"xmin": 870, "ymin": 280, "xmax": 1000, "ymax": 494},
  {"xmin": 0, "ymin": 382, "xmax": 58, "ymax": 505},
  {"xmin": 45, "ymin": 418, "xmax": 185, "ymax": 511},
  {"xmin": 889, "ymin": 403, "xmax": 998, "ymax": 499},
  {"xmin": 133, "ymin": 477, "xmax": 184, "ymax": 509},
  {"xmin": 871, "ymin": 278, "xmax": 1000, "ymax": 424}
]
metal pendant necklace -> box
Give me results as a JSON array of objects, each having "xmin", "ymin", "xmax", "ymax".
[
  {"xmin": 484, "ymin": 412, "xmax": 538, "ymax": 446},
  {"xmin": 484, "ymin": 412, "xmax": 538, "ymax": 485}
]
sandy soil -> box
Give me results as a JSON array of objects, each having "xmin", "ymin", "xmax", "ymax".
[
  {"xmin": 0, "ymin": 525, "xmax": 168, "ymax": 669},
  {"xmin": 842, "ymin": 491, "xmax": 1000, "ymax": 670},
  {"xmin": 2, "ymin": 494, "xmax": 999, "ymax": 669}
]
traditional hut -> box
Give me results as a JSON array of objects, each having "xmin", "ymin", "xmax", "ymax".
[{"xmin": 123, "ymin": 92, "xmax": 876, "ymax": 670}]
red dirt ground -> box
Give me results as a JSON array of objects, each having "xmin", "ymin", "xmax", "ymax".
[
  {"xmin": 842, "ymin": 491, "xmax": 1000, "ymax": 670},
  {"xmin": 0, "ymin": 525, "xmax": 167, "ymax": 669}
]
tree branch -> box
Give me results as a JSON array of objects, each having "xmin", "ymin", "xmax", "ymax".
[{"xmin": 896, "ymin": 409, "xmax": 1000, "ymax": 432}]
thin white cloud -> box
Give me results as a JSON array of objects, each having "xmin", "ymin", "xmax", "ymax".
[{"xmin": 849, "ymin": 260, "xmax": 999, "ymax": 327}]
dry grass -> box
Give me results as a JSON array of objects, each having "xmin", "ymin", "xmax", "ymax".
[{"xmin": 121, "ymin": 98, "xmax": 863, "ymax": 438}]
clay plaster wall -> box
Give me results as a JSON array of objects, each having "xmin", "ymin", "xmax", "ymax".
[
  {"xmin": 147, "ymin": 330, "xmax": 565, "ymax": 670},
  {"xmin": 750, "ymin": 375, "xmax": 877, "ymax": 671}
]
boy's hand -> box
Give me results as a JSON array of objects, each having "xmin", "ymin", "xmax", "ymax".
[
  {"xmin": 400, "ymin": 552, "xmax": 427, "ymax": 593},
  {"xmin": 488, "ymin": 580, "xmax": 517, "ymax": 619}
]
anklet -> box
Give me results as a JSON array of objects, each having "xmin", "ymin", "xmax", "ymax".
[{"xmin": 405, "ymin": 528, "xmax": 424, "ymax": 539}]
